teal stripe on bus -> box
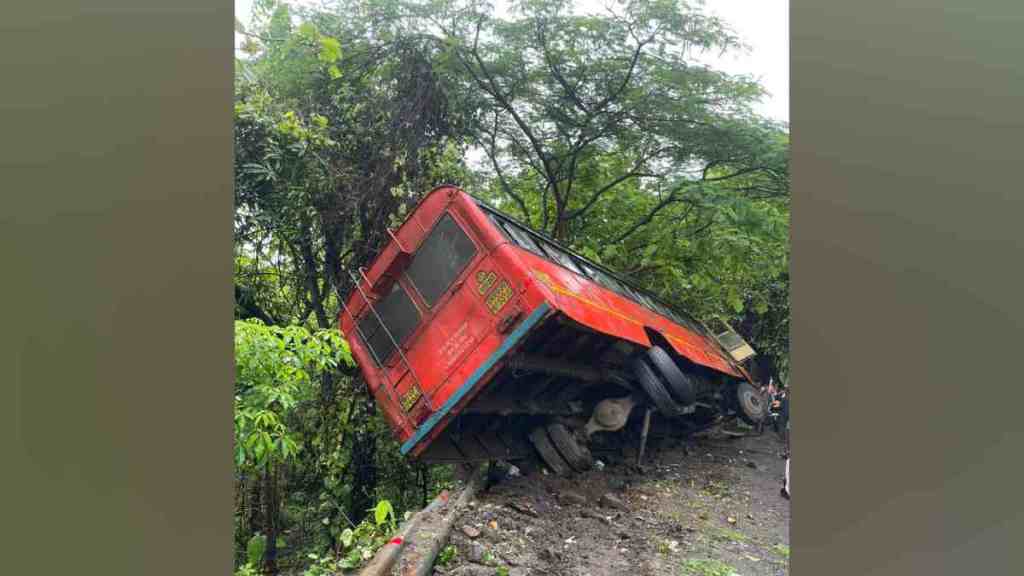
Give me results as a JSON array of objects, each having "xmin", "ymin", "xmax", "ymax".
[{"xmin": 399, "ymin": 302, "xmax": 551, "ymax": 456}]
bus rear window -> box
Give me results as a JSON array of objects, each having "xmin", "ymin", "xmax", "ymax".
[
  {"xmin": 406, "ymin": 213, "xmax": 477, "ymax": 307},
  {"xmin": 358, "ymin": 282, "xmax": 420, "ymax": 365}
]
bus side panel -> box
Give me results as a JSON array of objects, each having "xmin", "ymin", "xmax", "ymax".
[
  {"xmin": 514, "ymin": 251, "xmax": 653, "ymax": 346},
  {"xmin": 512, "ymin": 249, "xmax": 741, "ymax": 378}
]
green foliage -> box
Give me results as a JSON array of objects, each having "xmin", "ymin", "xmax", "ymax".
[
  {"xmin": 301, "ymin": 553, "xmax": 341, "ymax": 576},
  {"xmin": 373, "ymin": 499, "xmax": 396, "ymax": 529},
  {"xmin": 437, "ymin": 544, "xmax": 458, "ymax": 566},
  {"xmin": 234, "ymin": 319, "xmax": 352, "ymax": 471},
  {"xmin": 234, "ymin": 563, "xmax": 260, "ymax": 576},
  {"xmin": 247, "ymin": 533, "xmax": 267, "ymax": 568},
  {"xmin": 335, "ymin": 500, "xmax": 398, "ymax": 570},
  {"xmin": 680, "ymin": 558, "xmax": 737, "ymax": 576}
]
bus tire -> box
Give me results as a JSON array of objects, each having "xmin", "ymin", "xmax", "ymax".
[
  {"xmin": 513, "ymin": 455, "xmax": 540, "ymax": 477},
  {"xmin": 528, "ymin": 426, "xmax": 571, "ymax": 476},
  {"xmin": 736, "ymin": 381, "xmax": 767, "ymax": 425},
  {"xmin": 632, "ymin": 357, "xmax": 683, "ymax": 417},
  {"xmin": 645, "ymin": 346, "xmax": 697, "ymax": 406},
  {"xmin": 546, "ymin": 423, "xmax": 593, "ymax": 472}
]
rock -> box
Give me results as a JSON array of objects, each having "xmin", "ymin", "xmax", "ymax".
[
  {"xmin": 558, "ymin": 490, "xmax": 587, "ymax": 506},
  {"xmin": 608, "ymin": 478, "xmax": 629, "ymax": 492},
  {"xmin": 727, "ymin": 516, "xmax": 737, "ymax": 525},
  {"xmin": 466, "ymin": 541, "xmax": 488, "ymax": 564},
  {"xmin": 594, "ymin": 459, "xmax": 606, "ymax": 470},
  {"xmin": 540, "ymin": 547, "xmax": 561, "ymax": 562},
  {"xmin": 507, "ymin": 501, "xmax": 539, "ymax": 518},
  {"xmin": 746, "ymin": 461, "xmax": 758, "ymax": 469},
  {"xmin": 461, "ymin": 525, "xmax": 481, "ymax": 539},
  {"xmin": 600, "ymin": 493, "xmax": 628, "ymax": 510}
]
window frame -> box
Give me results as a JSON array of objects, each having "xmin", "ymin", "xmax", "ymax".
[
  {"xmin": 404, "ymin": 211, "xmax": 480, "ymax": 310},
  {"xmin": 356, "ymin": 280, "xmax": 422, "ymax": 367}
]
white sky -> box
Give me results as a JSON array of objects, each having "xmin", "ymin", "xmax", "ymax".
[{"xmin": 235, "ymin": 0, "xmax": 788, "ymax": 123}]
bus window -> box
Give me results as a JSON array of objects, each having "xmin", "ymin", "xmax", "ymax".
[
  {"xmin": 358, "ymin": 282, "xmax": 420, "ymax": 365},
  {"xmin": 502, "ymin": 220, "xmax": 544, "ymax": 256},
  {"xmin": 539, "ymin": 240, "xmax": 584, "ymax": 276},
  {"xmin": 636, "ymin": 291, "xmax": 659, "ymax": 312},
  {"xmin": 406, "ymin": 213, "xmax": 478, "ymax": 307},
  {"xmin": 579, "ymin": 261, "xmax": 623, "ymax": 295}
]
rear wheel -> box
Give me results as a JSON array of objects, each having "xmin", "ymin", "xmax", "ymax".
[
  {"xmin": 645, "ymin": 346, "xmax": 697, "ymax": 406},
  {"xmin": 546, "ymin": 423, "xmax": 593, "ymax": 472},
  {"xmin": 528, "ymin": 426, "xmax": 571, "ymax": 476},
  {"xmin": 632, "ymin": 356, "xmax": 683, "ymax": 417},
  {"xmin": 736, "ymin": 381, "xmax": 767, "ymax": 425}
]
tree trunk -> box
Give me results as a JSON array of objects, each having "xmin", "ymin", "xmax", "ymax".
[
  {"xmin": 263, "ymin": 463, "xmax": 279, "ymax": 574},
  {"xmin": 347, "ymin": 391, "xmax": 378, "ymax": 524},
  {"xmin": 248, "ymin": 474, "xmax": 262, "ymax": 541}
]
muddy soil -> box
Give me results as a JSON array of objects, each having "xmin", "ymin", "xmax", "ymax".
[{"xmin": 434, "ymin": 426, "xmax": 790, "ymax": 576}]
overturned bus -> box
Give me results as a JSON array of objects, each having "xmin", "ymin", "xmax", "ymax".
[{"xmin": 338, "ymin": 185, "xmax": 765, "ymax": 474}]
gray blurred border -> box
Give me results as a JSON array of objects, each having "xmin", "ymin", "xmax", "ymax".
[
  {"xmin": 792, "ymin": 0, "xmax": 1024, "ymax": 573},
  {"xmin": 2, "ymin": 1, "xmax": 233, "ymax": 574}
]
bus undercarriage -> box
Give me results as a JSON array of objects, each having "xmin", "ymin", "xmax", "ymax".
[{"xmin": 417, "ymin": 312, "xmax": 765, "ymax": 474}]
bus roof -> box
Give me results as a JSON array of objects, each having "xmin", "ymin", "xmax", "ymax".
[{"xmin": 466, "ymin": 192, "xmax": 714, "ymax": 342}]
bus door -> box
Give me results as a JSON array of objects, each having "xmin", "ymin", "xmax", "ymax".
[{"xmin": 399, "ymin": 209, "xmax": 523, "ymax": 409}]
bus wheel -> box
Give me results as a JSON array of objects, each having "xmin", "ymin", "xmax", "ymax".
[
  {"xmin": 632, "ymin": 356, "xmax": 683, "ymax": 417},
  {"xmin": 547, "ymin": 423, "xmax": 593, "ymax": 472},
  {"xmin": 528, "ymin": 426, "xmax": 571, "ymax": 476},
  {"xmin": 736, "ymin": 381, "xmax": 767, "ymax": 425},
  {"xmin": 645, "ymin": 346, "xmax": 697, "ymax": 406}
]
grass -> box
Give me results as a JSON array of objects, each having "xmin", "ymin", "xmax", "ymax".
[
  {"xmin": 713, "ymin": 528, "xmax": 748, "ymax": 544},
  {"xmin": 772, "ymin": 543, "xmax": 790, "ymax": 558},
  {"xmin": 680, "ymin": 558, "xmax": 737, "ymax": 576},
  {"xmin": 436, "ymin": 544, "xmax": 457, "ymax": 566}
]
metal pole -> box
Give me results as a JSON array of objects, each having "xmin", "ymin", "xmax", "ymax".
[{"xmin": 637, "ymin": 406, "xmax": 653, "ymax": 467}]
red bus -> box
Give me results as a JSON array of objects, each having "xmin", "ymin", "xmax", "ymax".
[{"xmin": 338, "ymin": 185, "xmax": 765, "ymax": 474}]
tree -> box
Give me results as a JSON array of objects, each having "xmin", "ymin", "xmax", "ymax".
[
  {"xmin": 405, "ymin": 0, "xmax": 787, "ymax": 244},
  {"xmin": 234, "ymin": 0, "xmax": 472, "ymax": 538},
  {"xmin": 234, "ymin": 319, "xmax": 353, "ymax": 572}
]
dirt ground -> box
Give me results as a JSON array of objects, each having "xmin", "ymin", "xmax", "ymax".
[{"xmin": 434, "ymin": 425, "xmax": 790, "ymax": 576}]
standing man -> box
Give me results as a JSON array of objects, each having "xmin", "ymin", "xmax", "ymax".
[{"xmin": 780, "ymin": 388, "xmax": 790, "ymax": 455}]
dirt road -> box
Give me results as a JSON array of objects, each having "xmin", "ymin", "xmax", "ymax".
[{"xmin": 433, "ymin": 427, "xmax": 790, "ymax": 576}]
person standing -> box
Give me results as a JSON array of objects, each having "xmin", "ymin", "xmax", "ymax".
[
  {"xmin": 781, "ymin": 455, "xmax": 790, "ymax": 500},
  {"xmin": 780, "ymin": 388, "xmax": 790, "ymax": 455}
]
